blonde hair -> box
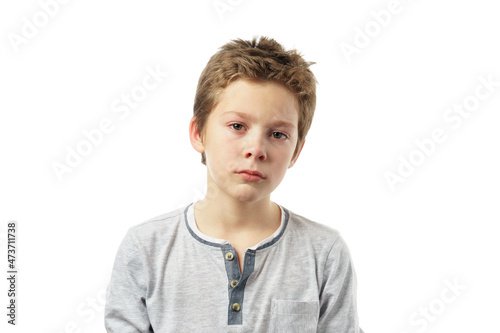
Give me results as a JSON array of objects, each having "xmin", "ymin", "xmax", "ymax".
[{"xmin": 193, "ymin": 36, "xmax": 317, "ymax": 165}]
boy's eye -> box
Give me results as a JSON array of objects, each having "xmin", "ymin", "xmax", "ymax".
[
  {"xmin": 230, "ymin": 123, "xmax": 287, "ymax": 140},
  {"xmin": 231, "ymin": 123, "xmax": 244, "ymax": 130},
  {"xmin": 272, "ymin": 132, "xmax": 287, "ymax": 140}
]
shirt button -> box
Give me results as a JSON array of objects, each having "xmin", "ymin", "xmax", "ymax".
[
  {"xmin": 232, "ymin": 303, "xmax": 241, "ymax": 312},
  {"xmin": 230, "ymin": 280, "xmax": 238, "ymax": 288},
  {"xmin": 225, "ymin": 252, "xmax": 234, "ymax": 261}
]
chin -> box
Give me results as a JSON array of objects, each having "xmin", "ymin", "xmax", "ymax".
[{"xmin": 231, "ymin": 188, "xmax": 266, "ymax": 203}]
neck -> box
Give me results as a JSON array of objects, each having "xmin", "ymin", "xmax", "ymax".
[{"xmin": 193, "ymin": 181, "xmax": 280, "ymax": 239}]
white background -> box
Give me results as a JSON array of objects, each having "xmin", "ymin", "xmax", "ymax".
[{"xmin": 1, "ymin": 0, "xmax": 499, "ymax": 332}]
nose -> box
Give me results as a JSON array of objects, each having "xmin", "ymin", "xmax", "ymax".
[{"xmin": 244, "ymin": 133, "xmax": 267, "ymax": 161}]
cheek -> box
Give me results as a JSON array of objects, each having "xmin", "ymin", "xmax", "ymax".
[
  {"xmin": 208, "ymin": 130, "xmax": 232, "ymax": 154},
  {"xmin": 208, "ymin": 134, "xmax": 240, "ymax": 169},
  {"xmin": 219, "ymin": 134, "xmax": 241, "ymax": 156}
]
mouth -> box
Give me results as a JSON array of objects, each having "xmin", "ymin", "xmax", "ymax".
[{"xmin": 237, "ymin": 170, "xmax": 265, "ymax": 181}]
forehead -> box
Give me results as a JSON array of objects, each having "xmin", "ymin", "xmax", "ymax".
[{"xmin": 212, "ymin": 79, "xmax": 299, "ymax": 124}]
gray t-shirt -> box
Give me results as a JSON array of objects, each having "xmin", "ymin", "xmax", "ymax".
[{"xmin": 105, "ymin": 202, "xmax": 364, "ymax": 332}]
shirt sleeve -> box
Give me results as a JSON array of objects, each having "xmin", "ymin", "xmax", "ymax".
[
  {"xmin": 317, "ymin": 234, "xmax": 364, "ymax": 333},
  {"xmin": 105, "ymin": 229, "xmax": 154, "ymax": 333}
]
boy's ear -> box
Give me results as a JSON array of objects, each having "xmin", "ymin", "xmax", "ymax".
[
  {"xmin": 189, "ymin": 116, "xmax": 205, "ymax": 154},
  {"xmin": 288, "ymin": 140, "xmax": 305, "ymax": 168}
]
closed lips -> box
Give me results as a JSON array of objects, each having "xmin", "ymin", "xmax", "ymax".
[{"xmin": 238, "ymin": 170, "xmax": 265, "ymax": 179}]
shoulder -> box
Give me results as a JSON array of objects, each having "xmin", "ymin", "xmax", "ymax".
[
  {"xmin": 283, "ymin": 207, "xmax": 352, "ymax": 259},
  {"xmin": 124, "ymin": 204, "xmax": 188, "ymax": 250},
  {"xmin": 286, "ymin": 208, "xmax": 342, "ymax": 244}
]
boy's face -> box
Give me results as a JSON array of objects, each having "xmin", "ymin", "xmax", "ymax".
[{"xmin": 190, "ymin": 79, "xmax": 304, "ymax": 204}]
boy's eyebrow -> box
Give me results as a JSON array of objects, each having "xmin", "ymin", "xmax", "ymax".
[{"xmin": 221, "ymin": 111, "xmax": 296, "ymax": 129}]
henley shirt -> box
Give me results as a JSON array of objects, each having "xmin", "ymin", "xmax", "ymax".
[{"xmin": 105, "ymin": 201, "xmax": 364, "ymax": 332}]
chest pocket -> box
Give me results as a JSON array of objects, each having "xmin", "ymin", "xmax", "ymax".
[{"xmin": 269, "ymin": 299, "xmax": 319, "ymax": 333}]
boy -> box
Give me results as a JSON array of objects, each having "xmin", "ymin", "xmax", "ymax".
[{"xmin": 105, "ymin": 36, "xmax": 363, "ymax": 332}]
